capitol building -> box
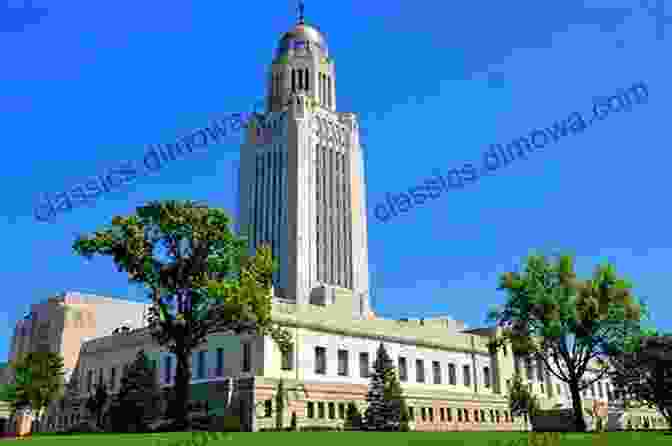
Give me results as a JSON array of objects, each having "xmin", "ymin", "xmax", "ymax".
[{"xmin": 2, "ymin": 9, "xmax": 666, "ymax": 434}]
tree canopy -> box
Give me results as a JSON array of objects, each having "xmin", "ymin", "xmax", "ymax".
[
  {"xmin": 4, "ymin": 352, "xmax": 65, "ymax": 418},
  {"xmin": 72, "ymin": 200, "xmax": 291, "ymax": 429},
  {"xmin": 487, "ymin": 253, "xmax": 646, "ymax": 432}
]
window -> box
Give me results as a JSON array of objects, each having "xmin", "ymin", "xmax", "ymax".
[
  {"xmin": 597, "ymin": 381, "xmax": 603, "ymax": 398},
  {"xmin": 359, "ymin": 352, "xmax": 370, "ymax": 378},
  {"xmin": 164, "ymin": 356, "xmax": 173, "ymax": 384},
  {"xmin": 528, "ymin": 383, "xmax": 533, "ymax": 392},
  {"xmin": 540, "ymin": 383, "xmax": 545, "ymax": 394},
  {"xmin": 537, "ymin": 360, "xmax": 544, "ymax": 382},
  {"xmin": 338, "ymin": 403, "xmax": 345, "ymax": 419},
  {"xmin": 432, "ymin": 361, "xmax": 441, "ymax": 384},
  {"xmin": 328, "ymin": 402, "xmax": 335, "ymax": 419},
  {"xmin": 307, "ymin": 402, "xmax": 315, "ymax": 418},
  {"xmin": 496, "ymin": 410, "xmax": 500, "ymax": 423},
  {"xmin": 556, "ymin": 383, "xmax": 561, "ymax": 395},
  {"xmin": 416, "ymin": 360, "xmax": 425, "ymax": 383},
  {"xmin": 264, "ymin": 400, "xmax": 272, "ymax": 417},
  {"xmin": 480, "ymin": 409, "xmax": 485, "ymax": 423},
  {"xmin": 448, "ymin": 364, "xmax": 456, "ymax": 385},
  {"xmin": 87, "ymin": 370, "xmax": 92, "ymax": 392},
  {"xmin": 506, "ymin": 379, "xmax": 512, "ymax": 391},
  {"xmin": 457, "ymin": 408, "xmax": 463, "ymax": 422},
  {"xmin": 428, "ymin": 407, "xmax": 434, "ymax": 422},
  {"xmin": 475, "ymin": 410, "xmax": 479, "ymax": 422},
  {"xmin": 398, "ymin": 357, "xmax": 408, "ymax": 381},
  {"xmin": 110, "ymin": 367, "xmax": 116, "ymax": 391},
  {"xmin": 421, "ymin": 407, "xmax": 426, "ymax": 421},
  {"xmin": 281, "ymin": 344, "xmax": 294, "ymax": 371},
  {"xmin": 98, "ymin": 368, "xmax": 103, "ymax": 387},
  {"xmin": 440, "ymin": 407, "xmax": 445, "ymax": 421},
  {"xmin": 315, "ymin": 347, "xmax": 327, "ymax": 374},
  {"xmin": 483, "ymin": 366, "xmax": 491, "ymax": 388},
  {"xmin": 463, "ymin": 365, "xmax": 471, "ymax": 387},
  {"xmin": 317, "ymin": 402, "xmax": 325, "ymax": 418},
  {"xmin": 338, "ymin": 350, "xmax": 349, "ymax": 376},
  {"xmin": 242, "ymin": 342, "xmax": 251, "ymax": 372},
  {"xmin": 408, "ymin": 406, "xmax": 414, "ymax": 419},
  {"xmin": 197, "ymin": 350, "xmax": 206, "ymax": 379},
  {"xmin": 216, "ymin": 348, "xmax": 224, "ymax": 376},
  {"xmin": 606, "ymin": 383, "xmax": 612, "ymax": 399},
  {"xmin": 505, "ymin": 411, "xmax": 509, "ymax": 422},
  {"xmin": 464, "ymin": 409, "xmax": 469, "ymax": 422},
  {"xmin": 590, "ymin": 383, "xmax": 596, "ymax": 397},
  {"xmin": 447, "ymin": 408, "xmax": 453, "ymax": 421},
  {"xmin": 503, "ymin": 345, "xmax": 508, "ymax": 356}
]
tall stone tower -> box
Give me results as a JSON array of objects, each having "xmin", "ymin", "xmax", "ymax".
[{"xmin": 238, "ymin": 4, "xmax": 370, "ymax": 319}]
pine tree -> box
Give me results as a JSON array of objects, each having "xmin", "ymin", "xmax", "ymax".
[
  {"xmin": 109, "ymin": 350, "xmax": 161, "ymax": 432},
  {"xmin": 507, "ymin": 372, "xmax": 540, "ymax": 431},
  {"xmin": 364, "ymin": 343, "xmax": 409, "ymax": 431},
  {"xmin": 85, "ymin": 384, "xmax": 108, "ymax": 428}
]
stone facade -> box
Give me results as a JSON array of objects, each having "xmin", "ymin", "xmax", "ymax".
[{"xmin": 3, "ymin": 8, "xmax": 670, "ymax": 437}]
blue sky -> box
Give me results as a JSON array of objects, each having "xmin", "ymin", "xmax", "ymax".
[{"xmin": 1, "ymin": 1, "xmax": 671, "ymax": 361}]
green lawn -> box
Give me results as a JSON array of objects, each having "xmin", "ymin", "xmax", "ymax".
[{"xmin": 10, "ymin": 431, "xmax": 671, "ymax": 446}]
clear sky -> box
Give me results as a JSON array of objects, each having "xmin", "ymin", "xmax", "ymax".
[{"xmin": 1, "ymin": 1, "xmax": 670, "ymax": 361}]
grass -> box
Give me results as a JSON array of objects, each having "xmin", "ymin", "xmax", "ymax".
[{"xmin": 6, "ymin": 431, "xmax": 670, "ymax": 445}]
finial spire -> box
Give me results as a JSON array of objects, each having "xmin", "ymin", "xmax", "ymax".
[{"xmin": 297, "ymin": 1, "xmax": 305, "ymax": 24}]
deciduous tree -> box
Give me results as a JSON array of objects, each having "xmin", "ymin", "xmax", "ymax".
[
  {"xmin": 608, "ymin": 331, "xmax": 672, "ymax": 430},
  {"xmin": 73, "ymin": 200, "xmax": 291, "ymax": 429},
  {"xmin": 487, "ymin": 254, "xmax": 646, "ymax": 432},
  {"xmin": 8, "ymin": 352, "xmax": 65, "ymax": 420}
]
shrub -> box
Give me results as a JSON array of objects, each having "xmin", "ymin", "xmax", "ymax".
[
  {"xmin": 60, "ymin": 422, "xmax": 103, "ymax": 435},
  {"xmin": 527, "ymin": 432, "xmax": 562, "ymax": 446},
  {"xmin": 344, "ymin": 402, "xmax": 362, "ymax": 430},
  {"xmin": 300, "ymin": 425, "xmax": 340, "ymax": 432}
]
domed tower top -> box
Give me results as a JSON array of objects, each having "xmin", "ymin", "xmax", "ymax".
[
  {"xmin": 267, "ymin": 1, "xmax": 336, "ymax": 113},
  {"xmin": 276, "ymin": 1, "xmax": 329, "ymax": 58}
]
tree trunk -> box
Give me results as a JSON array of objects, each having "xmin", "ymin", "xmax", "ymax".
[
  {"xmin": 569, "ymin": 379, "xmax": 587, "ymax": 432},
  {"xmin": 172, "ymin": 349, "xmax": 192, "ymax": 430}
]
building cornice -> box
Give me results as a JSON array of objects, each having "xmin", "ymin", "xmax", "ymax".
[{"xmin": 271, "ymin": 313, "xmax": 492, "ymax": 355}]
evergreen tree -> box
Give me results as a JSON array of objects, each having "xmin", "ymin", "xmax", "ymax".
[
  {"xmin": 364, "ymin": 343, "xmax": 409, "ymax": 431},
  {"xmin": 109, "ymin": 350, "xmax": 161, "ymax": 432},
  {"xmin": 85, "ymin": 384, "xmax": 108, "ymax": 428},
  {"xmin": 507, "ymin": 372, "xmax": 540, "ymax": 431}
]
